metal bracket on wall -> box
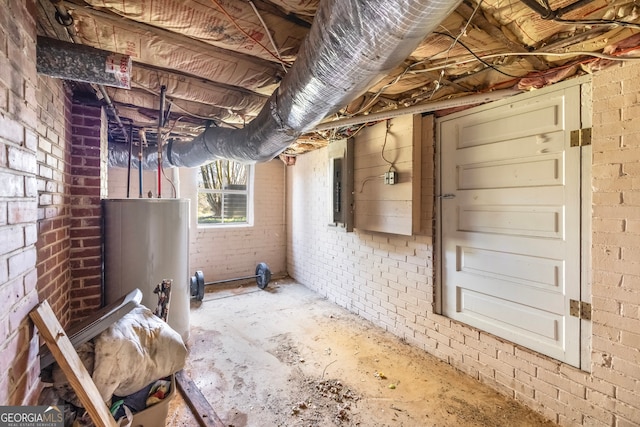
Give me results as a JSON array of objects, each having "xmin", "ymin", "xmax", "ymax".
[{"xmin": 570, "ymin": 128, "xmax": 592, "ymax": 147}]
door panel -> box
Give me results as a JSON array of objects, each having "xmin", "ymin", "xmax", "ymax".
[{"xmin": 439, "ymin": 86, "xmax": 582, "ymax": 366}]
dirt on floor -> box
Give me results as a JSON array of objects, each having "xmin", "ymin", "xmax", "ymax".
[{"xmin": 167, "ymin": 278, "xmax": 558, "ymax": 427}]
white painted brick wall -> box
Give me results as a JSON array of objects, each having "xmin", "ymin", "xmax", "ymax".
[
  {"xmin": 287, "ymin": 61, "xmax": 640, "ymax": 427},
  {"xmin": 0, "ymin": 0, "xmax": 46, "ymax": 405}
]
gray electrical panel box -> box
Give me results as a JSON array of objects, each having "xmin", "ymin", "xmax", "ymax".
[{"xmin": 328, "ymin": 138, "xmax": 354, "ymax": 231}]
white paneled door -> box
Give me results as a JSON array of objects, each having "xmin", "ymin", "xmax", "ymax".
[{"xmin": 438, "ymin": 84, "xmax": 585, "ymax": 367}]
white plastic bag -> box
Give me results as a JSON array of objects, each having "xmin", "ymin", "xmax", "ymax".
[{"xmin": 92, "ymin": 303, "xmax": 187, "ymax": 401}]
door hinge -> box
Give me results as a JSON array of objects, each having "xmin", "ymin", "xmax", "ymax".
[
  {"xmin": 570, "ymin": 299, "xmax": 592, "ymax": 320},
  {"xmin": 570, "ymin": 128, "xmax": 592, "ymax": 147}
]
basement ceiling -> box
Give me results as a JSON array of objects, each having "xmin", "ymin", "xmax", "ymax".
[{"xmin": 36, "ymin": 0, "xmax": 640, "ymax": 160}]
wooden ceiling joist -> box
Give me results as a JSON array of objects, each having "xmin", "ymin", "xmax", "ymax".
[{"xmin": 37, "ymin": 0, "xmax": 73, "ymax": 41}]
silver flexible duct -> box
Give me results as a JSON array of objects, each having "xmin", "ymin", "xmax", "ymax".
[{"xmin": 109, "ymin": 0, "xmax": 462, "ymax": 168}]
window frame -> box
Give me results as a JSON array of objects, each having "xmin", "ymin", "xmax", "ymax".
[{"xmin": 196, "ymin": 160, "xmax": 255, "ymax": 227}]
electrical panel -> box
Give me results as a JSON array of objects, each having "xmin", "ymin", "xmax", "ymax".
[
  {"xmin": 328, "ymin": 138, "xmax": 354, "ymax": 231},
  {"xmin": 332, "ymin": 157, "xmax": 343, "ymax": 223}
]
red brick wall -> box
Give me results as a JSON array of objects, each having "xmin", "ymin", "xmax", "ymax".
[
  {"xmin": 1, "ymin": 0, "xmax": 106, "ymax": 404},
  {"xmin": 35, "ymin": 76, "xmax": 72, "ymax": 328},
  {"xmin": 35, "ymin": 96, "xmax": 107, "ymax": 324},
  {"xmin": 0, "ymin": 0, "xmax": 44, "ymax": 405},
  {"xmin": 69, "ymin": 102, "xmax": 106, "ymax": 319}
]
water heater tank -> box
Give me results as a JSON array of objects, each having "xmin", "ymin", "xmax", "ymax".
[{"xmin": 103, "ymin": 199, "xmax": 190, "ymax": 341}]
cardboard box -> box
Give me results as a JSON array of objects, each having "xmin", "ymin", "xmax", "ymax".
[{"xmin": 130, "ymin": 375, "xmax": 175, "ymax": 427}]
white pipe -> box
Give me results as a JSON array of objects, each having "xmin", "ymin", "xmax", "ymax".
[
  {"xmin": 172, "ymin": 167, "xmax": 181, "ymax": 198},
  {"xmin": 313, "ymin": 89, "xmax": 522, "ymax": 131}
]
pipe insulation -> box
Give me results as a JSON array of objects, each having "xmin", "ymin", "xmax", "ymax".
[
  {"xmin": 109, "ymin": 0, "xmax": 462, "ymax": 168},
  {"xmin": 37, "ymin": 36, "xmax": 132, "ymax": 89}
]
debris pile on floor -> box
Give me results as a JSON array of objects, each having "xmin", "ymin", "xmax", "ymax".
[
  {"xmin": 314, "ymin": 379, "xmax": 357, "ymax": 403},
  {"xmin": 40, "ymin": 302, "xmax": 187, "ymax": 426},
  {"xmin": 315, "ymin": 380, "xmax": 358, "ymax": 423},
  {"xmin": 289, "ymin": 378, "xmax": 360, "ymax": 424}
]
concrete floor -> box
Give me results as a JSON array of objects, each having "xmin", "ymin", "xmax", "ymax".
[{"xmin": 166, "ymin": 278, "xmax": 557, "ymax": 427}]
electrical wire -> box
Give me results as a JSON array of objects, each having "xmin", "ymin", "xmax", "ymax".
[
  {"xmin": 312, "ymin": 121, "xmax": 374, "ymax": 142},
  {"xmin": 347, "ymin": 64, "xmax": 418, "ymax": 116},
  {"xmin": 344, "ymin": 1, "xmax": 640, "ymax": 109},
  {"xmin": 132, "ymin": 81, "xmax": 244, "ymax": 126},
  {"xmin": 380, "ymin": 120, "xmax": 398, "ymax": 184},
  {"xmin": 381, "ymin": 120, "xmax": 394, "ymax": 167},
  {"xmin": 354, "ymin": 117, "xmax": 398, "ymax": 190},
  {"xmin": 480, "ymin": 52, "xmax": 607, "ymax": 92},
  {"xmin": 346, "ymin": 123, "xmax": 370, "ymax": 138},
  {"xmin": 160, "ymin": 159, "xmax": 177, "ymax": 198},
  {"xmin": 429, "ymin": 0, "xmax": 485, "ymax": 98},
  {"xmin": 344, "ymin": 21, "xmax": 480, "ymax": 117},
  {"xmin": 433, "ymin": 32, "xmax": 522, "ymax": 78},
  {"xmin": 552, "ymin": 18, "xmax": 640, "ymax": 29},
  {"xmin": 520, "ymin": 0, "xmax": 640, "ymax": 30},
  {"xmin": 444, "ymin": 0, "xmax": 484, "ymax": 58},
  {"xmin": 347, "ymin": 27, "xmax": 640, "ymax": 116},
  {"xmin": 358, "ymin": 175, "xmax": 384, "ymax": 193},
  {"xmin": 499, "ymin": 49, "xmax": 640, "ymax": 61},
  {"xmin": 338, "ymin": 29, "xmax": 483, "ymax": 118},
  {"xmin": 162, "ymin": 115, "xmax": 188, "ymax": 138},
  {"xmin": 346, "ymin": 33, "xmax": 469, "ymax": 116},
  {"xmin": 407, "ymin": 48, "xmax": 640, "ymax": 76},
  {"xmin": 209, "ymin": 0, "xmax": 292, "ymax": 67},
  {"xmin": 166, "ymin": 100, "xmax": 241, "ymax": 127},
  {"xmin": 248, "ymin": 0, "xmax": 288, "ymax": 73}
]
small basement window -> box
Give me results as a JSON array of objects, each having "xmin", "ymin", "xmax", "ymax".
[{"xmin": 197, "ymin": 160, "xmax": 254, "ymax": 226}]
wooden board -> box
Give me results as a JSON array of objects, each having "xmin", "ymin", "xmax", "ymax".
[
  {"xmin": 175, "ymin": 370, "xmax": 225, "ymax": 427},
  {"xmin": 30, "ymin": 301, "xmax": 117, "ymax": 427},
  {"xmin": 353, "ymin": 114, "xmax": 422, "ymax": 235}
]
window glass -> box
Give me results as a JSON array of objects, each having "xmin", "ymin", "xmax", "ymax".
[{"xmin": 197, "ymin": 160, "xmax": 252, "ymax": 225}]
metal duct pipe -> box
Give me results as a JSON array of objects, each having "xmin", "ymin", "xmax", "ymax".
[
  {"xmin": 37, "ymin": 36, "xmax": 132, "ymax": 89},
  {"xmin": 109, "ymin": 0, "xmax": 462, "ymax": 168},
  {"xmin": 45, "ymin": 0, "xmax": 130, "ymax": 145}
]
